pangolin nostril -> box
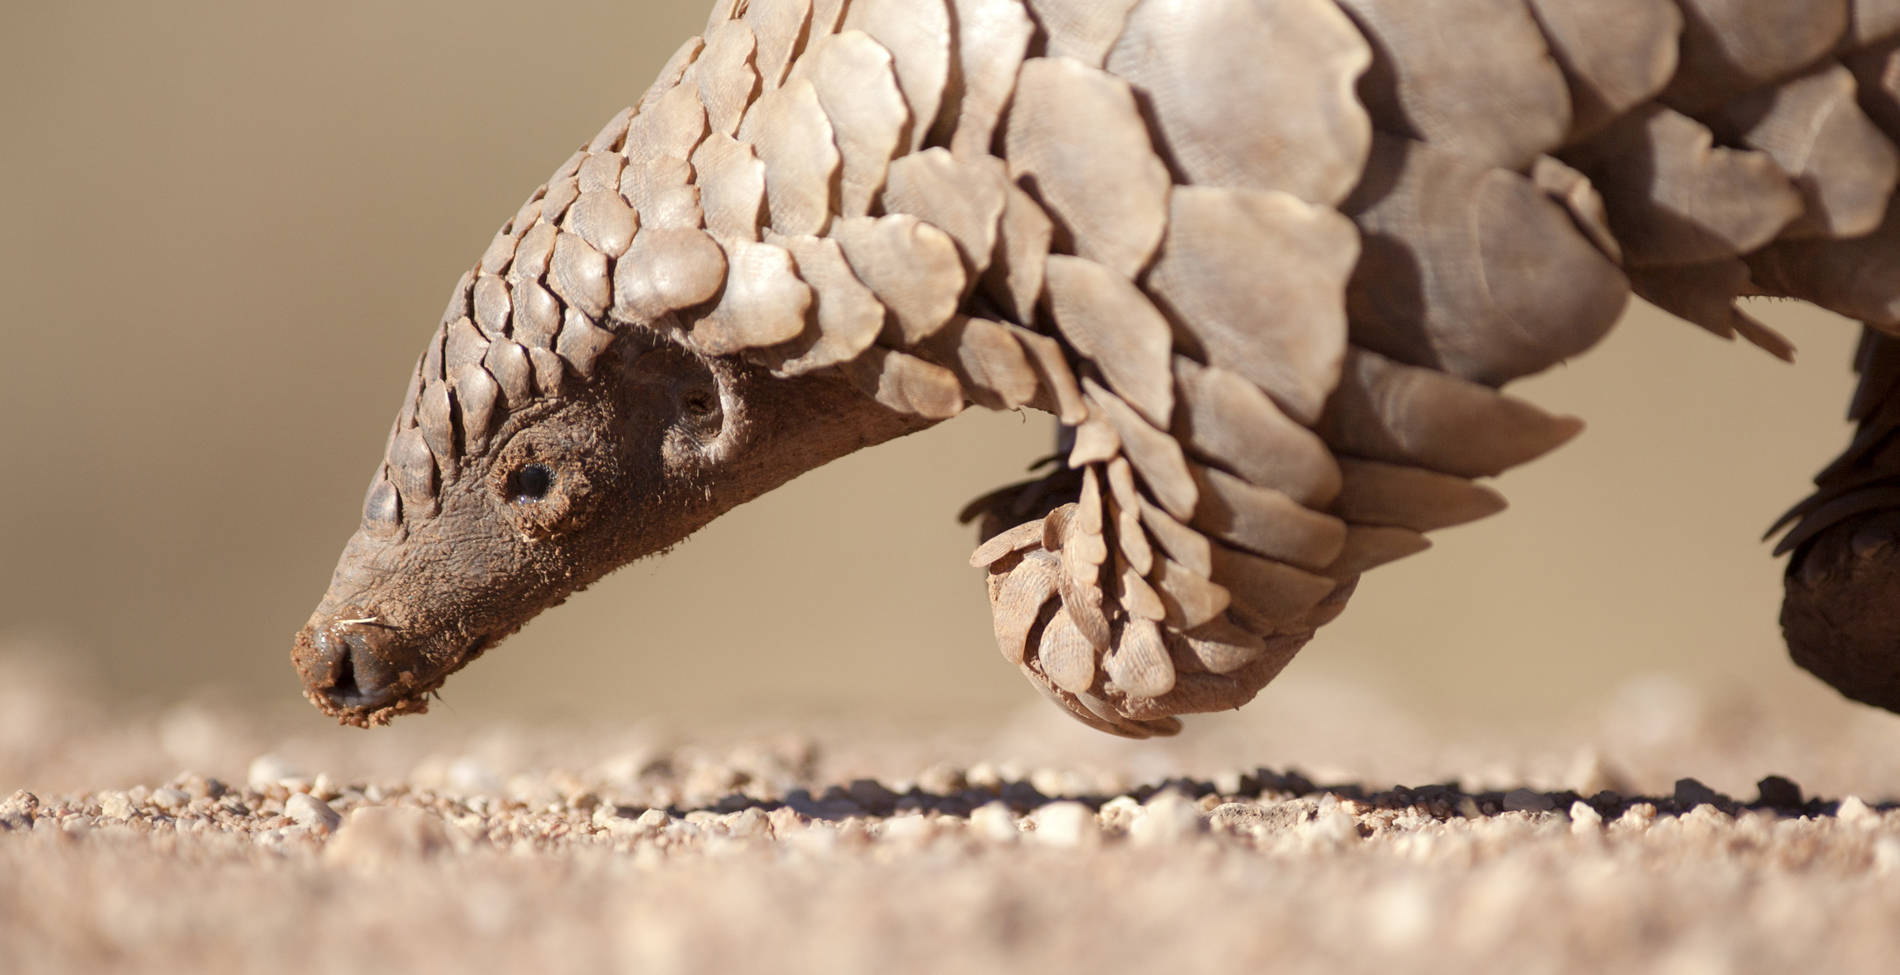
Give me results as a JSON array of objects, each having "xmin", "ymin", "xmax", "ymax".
[{"xmin": 330, "ymin": 647, "xmax": 360, "ymax": 701}]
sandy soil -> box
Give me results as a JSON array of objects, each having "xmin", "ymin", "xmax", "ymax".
[{"xmin": 5, "ymin": 650, "xmax": 1900, "ymax": 975}]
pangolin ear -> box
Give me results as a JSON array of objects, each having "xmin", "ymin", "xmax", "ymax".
[{"xmin": 628, "ymin": 343, "xmax": 729, "ymax": 456}]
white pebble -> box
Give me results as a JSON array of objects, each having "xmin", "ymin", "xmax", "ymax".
[
  {"xmin": 98, "ymin": 792, "xmax": 134, "ymax": 821},
  {"xmin": 286, "ymin": 793, "xmax": 341, "ymax": 834},
  {"xmin": 968, "ymin": 802, "xmax": 1019, "ymax": 843},
  {"xmin": 1130, "ymin": 792, "xmax": 1202, "ymax": 846},
  {"xmin": 1838, "ymin": 795, "xmax": 1880, "ymax": 827},
  {"xmin": 1568, "ymin": 800, "xmax": 1602, "ymax": 835},
  {"xmin": 880, "ymin": 815, "xmax": 936, "ymax": 845},
  {"xmin": 1097, "ymin": 795, "xmax": 1141, "ymax": 831},
  {"xmin": 248, "ymin": 754, "xmax": 302, "ymax": 791},
  {"xmin": 152, "ymin": 788, "xmax": 190, "ymax": 812},
  {"xmin": 724, "ymin": 807, "xmax": 770, "ymax": 839},
  {"xmin": 1032, "ymin": 802, "xmax": 1097, "ymax": 847}
]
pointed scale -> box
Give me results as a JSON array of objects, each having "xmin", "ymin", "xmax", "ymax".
[
  {"xmin": 756, "ymin": 231, "xmax": 886, "ymax": 376},
  {"xmin": 1085, "ymin": 379, "xmax": 1197, "ymax": 521},
  {"xmin": 1524, "ymin": 0, "xmax": 1681, "ymax": 142},
  {"xmin": 880, "ymin": 149, "xmax": 1008, "ymax": 284},
  {"xmin": 1660, "ymin": 0, "xmax": 1849, "ymax": 113},
  {"xmin": 1318, "ymin": 348, "xmax": 1586, "ymax": 479},
  {"xmin": 1188, "ymin": 463, "xmax": 1348, "ymax": 572},
  {"xmin": 1336, "ymin": 0, "xmax": 1572, "ymax": 169},
  {"xmin": 1331, "ymin": 457, "xmax": 1508, "ymax": 533},
  {"xmin": 1005, "ymin": 57, "xmax": 1170, "ymax": 279},
  {"xmin": 989, "ymin": 549, "xmax": 1060, "ymax": 665},
  {"xmin": 844, "ymin": 346, "xmax": 965, "ymax": 419},
  {"xmin": 1344, "ymin": 134, "xmax": 1629, "ymax": 386},
  {"xmin": 1146, "ymin": 186, "xmax": 1357, "ymax": 426},
  {"xmin": 1628, "ymin": 259, "xmax": 1797, "ymax": 361},
  {"xmin": 687, "ymin": 238, "xmax": 813, "ymax": 355},
  {"xmin": 1045, "ymin": 255, "xmax": 1174, "ymax": 429},
  {"xmin": 744, "ymin": 0, "xmax": 812, "ymax": 89},
  {"xmin": 1172, "ymin": 357, "xmax": 1342, "ymax": 509},
  {"xmin": 830, "ymin": 214, "xmax": 966, "ymax": 345},
  {"xmin": 940, "ymin": 0, "xmax": 1033, "ymax": 157},
  {"xmin": 737, "ymin": 77, "xmax": 841, "ymax": 237},
  {"xmin": 842, "ymin": 0, "xmax": 950, "ymax": 152},
  {"xmin": 696, "ymin": 19, "xmax": 762, "ymax": 137},
  {"xmin": 1708, "ymin": 62, "xmax": 1899, "ymax": 240},
  {"xmin": 692, "ymin": 133, "xmax": 768, "ymax": 240},
  {"xmin": 1023, "ymin": 0, "xmax": 1140, "ymax": 67},
  {"xmin": 789, "ymin": 31, "xmax": 908, "ymax": 217},
  {"xmin": 916, "ymin": 316, "xmax": 1040, "ymax": 410},
  {"xmin": 612, "ymin": 226, "xmax": 729, "ymax": 325},
  {"xmin": 1105, "ymin": 0, "xmax": 1372, "ymax": 206},
  {"xmin": 1104, "ymin": 617, "xmax": 1176, "ymax": 699}
]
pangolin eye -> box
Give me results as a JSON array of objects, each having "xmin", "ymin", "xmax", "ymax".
[{"xmin": 510, "ymin": 464, "xmax": 554, "ymax": 504}]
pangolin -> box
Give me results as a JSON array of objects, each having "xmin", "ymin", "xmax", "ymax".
[{"xmin": 292, "ymin": 0, "xmax": 1900, "ymax": 736}]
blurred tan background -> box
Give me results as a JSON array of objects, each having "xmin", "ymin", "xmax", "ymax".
[{"xmin": 0, "ymin": 0, "xmax": 1880, "ymax": 739}]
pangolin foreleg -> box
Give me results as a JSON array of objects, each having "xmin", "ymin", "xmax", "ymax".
[{"xmin": 1779, "ymin": 328, "xmax": 1900, "ymax": 712}]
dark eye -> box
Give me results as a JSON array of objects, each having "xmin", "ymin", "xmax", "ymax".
[{"xmin": 510, "ymin": 464, "xmax": 553, "ymax": 504}]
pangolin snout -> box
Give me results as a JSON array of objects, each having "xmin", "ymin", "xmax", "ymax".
[{"xmin": 292, "ymin": 608, "xmax": 420, "ymax": 721}]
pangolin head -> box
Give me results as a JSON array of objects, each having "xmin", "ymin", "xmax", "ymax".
[{"xmin": 291, "ymin": 158, "xmax": 930, "ymax": 727}]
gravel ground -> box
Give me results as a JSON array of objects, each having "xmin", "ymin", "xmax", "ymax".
[{"xmin": 6, "ymin": 650, "xmax": 1900, "ymax": 975}]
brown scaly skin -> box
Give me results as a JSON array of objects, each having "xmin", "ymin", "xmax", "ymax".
[
  {"xmin": 292, "ymin": 328, "xmax": 933, "ymax": 727},
  {"xmin": 1783, "ymin": 507, "xmax": 1900, "ymax": 714}
]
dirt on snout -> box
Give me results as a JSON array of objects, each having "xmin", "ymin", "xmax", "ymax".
[{"xmin": 5, "ymin": 649, "xmax": 1900, "ymax": 975}]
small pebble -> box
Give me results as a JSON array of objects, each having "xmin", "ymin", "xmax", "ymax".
[
  {"xmin": 1838, "ymin": 795, "xmax": 1880, "ymax": 827},
  {"xmin": 880, "ymin": 815, "xmax": 936, "ymax": 846},
  {"xmin": 248, "ymin": 754, "xmax": 301, "ymax": 791},
  {"xmin": 1131, "ymin": 792, "xmax": 1202, "ymax": 846},
  {"xmin": 967, "ymin": 802, "xmax": 1018, "ymax": 843},
  {"xmin": 725, "ymin": 807, "xmax": 770, "ymax": 839},
  {"xmin": 98, "ymin": 792, "xmax": 134, "ymax": 821},
  {"xmin": 916, "ymin": 763, "xmax": 964, "ymax": 795},
  {"xmin": 1097, "ymin": 795, "xmax": 1141, "ymax": 831},
  {"xmin": 1755, "ymin": 775, "xmax": 1804, "ymax": 809},
  {"xmin": 286, "ymin": 793, "xmax": 341, "ymax": 834},
  {"xmin": 966, "ymin": 763, "xmax": 1004, "ymax": 791},
  {"xmin": 1032, "ymin": 802, "xmax": 1097, "ymax": 847},
  {"xmin": 152, "ymin": 788, "xmax": 190, "ymax": 812},
  {"xmin": 845, "ymin": 779, "xmax": 897, "ymax": 811},
  {"xmin": 1207, "ymin": 802, "xmax": 1268, "ymax": 834},
  {"xmin": 1568, "ymin": 801, "xmax": 1602, "ymax": 834},
  {"xmin": 1673, "ymin": 778, "xmax": 1724, "ymax": 810},
  {"xmin": 767, "ymin": 806, "xmax": 804, "ymax": 836},
  {"xmin": 1617, "ymin": 803, "xmax": 1658, "ymax": 829}
]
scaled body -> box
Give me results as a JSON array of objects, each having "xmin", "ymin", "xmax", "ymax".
[{"xmin": 295, "ymin": 0, "xmax": 1900, "ymax": 733}]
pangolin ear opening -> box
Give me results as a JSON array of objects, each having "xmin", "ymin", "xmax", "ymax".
[{"xmin": 631, "ymin": 345, "xmax": 728, "ymax": 451}]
